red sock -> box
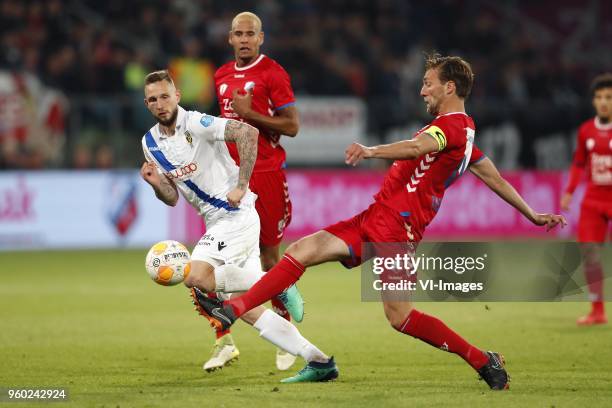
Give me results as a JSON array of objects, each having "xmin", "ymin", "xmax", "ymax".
[
  {"xmin": 216, "ymin": 328, "xmax": 230, "ymax": 339},
  {"xmin": 593, "ymin": 301, "xmax": 605, "ymax": 315},
  {"xmin": 585, "ymin": 262, "xmax": 604, "ymax": 303},
  {"xmin": 227, "ymin": 254, "xmax": 305, "ymax": 317},
  {"xmin": 271, "ymin": 297, "xmax": 291, "ymax": 321},
  {"xmin": 397, "ymin": 309, "xmax": 489, "ymax": 370}
]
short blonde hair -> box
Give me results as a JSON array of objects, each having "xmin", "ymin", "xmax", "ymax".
[
  {"xmin": 231, "ymin": 11, "xmax": 262, "ymax": 32},
  {"xmin": 144, "ymin": 70, "xmax": 174, "ymax": 86}
]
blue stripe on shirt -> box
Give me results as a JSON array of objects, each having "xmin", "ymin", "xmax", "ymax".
[
  {"xmin": 144, "ymin": 131, "xmax": 238, "ymax": 212},
  {"xmin": 276, "ymin": 101, "xmax": 295, "ymax": 111}
]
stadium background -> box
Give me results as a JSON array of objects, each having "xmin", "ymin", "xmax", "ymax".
[
  {"xmin": 1, "ymin": 1, "xmax": 611, "ymax": 406},
  {"xmin": 2, "ymin": 0, "xmax": 611, "ymax": 247}
]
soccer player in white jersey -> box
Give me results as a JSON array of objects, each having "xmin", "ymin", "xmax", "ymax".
[{"xmin": 139, "ymin": 70, "xmax": 337, "ymax": 382}]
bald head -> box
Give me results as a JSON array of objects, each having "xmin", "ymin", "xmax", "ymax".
[
  {"xmin": 229, "ymin": 11, "xmax": 265, "ymax": 67},
  {"xmin": 231, "ymin": 11, "xmax": 262, "ymax": 33}
]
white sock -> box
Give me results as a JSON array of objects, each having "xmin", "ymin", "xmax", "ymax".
[
  {"xmin": 253, "ymin": 309, "xmax": 328, "ymax": 363},
  {"xmin": 214, "ymin": 264, "xmax": 265, "ymax": 293}
]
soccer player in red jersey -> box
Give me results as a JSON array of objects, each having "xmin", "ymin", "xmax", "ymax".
[
  {"xmin": 204, "ymin": 12, "xmax": 302, "ymax": 372},
  {"xmin": 192, "ymin": 54, "xmax": 566, "ymax": 387},
  {"xmin": 561, "ymin": 73, "xmax": 612, "ymax": 326}
]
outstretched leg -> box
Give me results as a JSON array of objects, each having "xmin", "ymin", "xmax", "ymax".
[{"xmin": 227, "ymin": 230, "xmax": 350, "ymax": 318}]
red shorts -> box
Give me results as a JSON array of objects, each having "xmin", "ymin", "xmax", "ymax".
[
  {"xmin": 324, "ymin": 202, "xmax": 422, "ymax": 268},
  {"xmin": 578, "ymin": 199, "xmax": 612, "ymax": 243},
  {"xmin": 250, "ymin": 171, "xmax": 292, "ymax": 247}
]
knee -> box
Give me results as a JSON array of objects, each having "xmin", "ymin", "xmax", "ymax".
[
  {"xmin": 183, "ymin": 265, "xmax": 215, "ymax": 292},
  {"xmin": 581, "ymin": 244, "xmax": 601, "ymax": 265},
  {"xmin": 285, "ymin": 239, "xmax": 312, "ymax": 266},
  {"xmin": 183, "ymin": 272, "xmax": 197, "ymax": 288},
  {"xmin": 383, "ymin": 302, "xmax": 414, "ymax": 330}
]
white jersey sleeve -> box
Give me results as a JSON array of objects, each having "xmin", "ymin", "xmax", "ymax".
[{"xmin": 186, "ymin": 112, "xmax": 228, "ymax": 142}]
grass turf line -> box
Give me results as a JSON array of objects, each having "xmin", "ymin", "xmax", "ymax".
[{"xmin": 0, "ymin": 249, "xmax": 611, "ymax": 407}]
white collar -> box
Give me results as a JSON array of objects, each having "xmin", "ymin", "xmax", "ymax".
[
  {"xmin": 234, "ymin": 54, "xmax": 265, "ymax": 71},
  {"xmin": 436, "ymin": 112, "xmax": 468, "ymax": 118},
  {"xmin": 594, "ymin": 116, "xmax": 612, "ymax": 131}
]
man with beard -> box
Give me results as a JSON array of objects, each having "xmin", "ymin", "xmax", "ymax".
[{"xmin": 139, "ymin": 70, "xmax": 331, "ymax": 382}]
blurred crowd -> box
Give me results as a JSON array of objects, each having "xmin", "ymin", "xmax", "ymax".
[{"xmin": 1, "ymin": 0, "xmax": 611, "ymax": 168}]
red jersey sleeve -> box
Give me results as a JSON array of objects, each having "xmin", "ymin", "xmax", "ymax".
[
  {"xmin": 266, "ymin": 63, "xmax": 295, "ymax": 110},
  {"xmin": 571, "ymin": 125, "xmax": 587, "ymax": 168},
  {"xmin": 469, "ymin": 144, "xmax": 485, "ymax": 164},
  {"xmin": 565, "ymin": 124, "xmax": 587, "ymax": 194},
  {"xmin": 424, "ymin": 115, "xmax": 465, "ymax": 151}
]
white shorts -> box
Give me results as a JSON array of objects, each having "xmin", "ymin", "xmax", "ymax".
[{"xmin": 191, "ymin": 204, "xmax": 261, "ymax": 270}]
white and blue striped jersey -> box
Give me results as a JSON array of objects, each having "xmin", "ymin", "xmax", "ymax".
[{"xmin": 142, "ymin": 106, "xmax": 257, "ymax": 225}]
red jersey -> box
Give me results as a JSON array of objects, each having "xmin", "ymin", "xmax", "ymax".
[
  {"xmin": 374, "ymin": 112, "xmax": 484, "ymax": 235},
  {"xmin": 214, "ymin": 54, "xmax": 296, "ymax": 172},
  {"xmin": 568, "ymin": 117, "xmax": 612, "ymax": 202}
]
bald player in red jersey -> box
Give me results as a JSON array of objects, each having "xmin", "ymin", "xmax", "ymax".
[
  {"xmin": 204, "ymin": 11, "xmax": 301, "ymax": 372},
  {"xmin": 192, "ymin": 54, "xmax": 566, "ymax": 387},
  {"xmin": 561, "ymin": 73, "xmax": 612, "ymax": 326}
]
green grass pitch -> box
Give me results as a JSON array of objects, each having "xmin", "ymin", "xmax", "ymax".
[{"xmin": 1, "ymin": 248, "xmax": 611, "ymax": 407}]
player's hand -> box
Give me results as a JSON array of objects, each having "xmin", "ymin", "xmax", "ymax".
[
  {"xmin": 140, "ymin": 161, "xmax": 161, "ymax": 186},
  {"xmin": 231, "ymin": 88, "xmax": 253, "ymax": 120},
  {"xmin": 560, "ymin": 192, "xmax": 572, "ymax": 211},
  {"xmin": 227, "ymin": 187, "xmax": 246, "ymax": 208},
  {"xmin": 345, "ymin": 142, "xmax": 373, "ymax": 166},
  {"xmin": 533, "ymin": 213, "xmax": 567, "ymax": 231}
]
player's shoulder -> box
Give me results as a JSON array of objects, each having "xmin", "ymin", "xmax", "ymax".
[
  {"xmin": 142, "ymin": 124, "xmax": 158, "ymax": 143},
  {"xmin": 261, "ymin": 55, "xmax": 289, "ymax": 75},
  {"xmin": 433, "ymin": 112, "xmax": 473, "ymax": 124},
  {"xmin": 578, "ymin": 117, "xmax": 595, "ymax": 133},
  {"xmin": 214, "ymin": 61, "xmax": 235, "ymax": 79},
  {"xmin": 184, "ymin": 109, "xmax": 220, "ymax": 130},
  {"xmin": 430, "ymin": 112, "xmax": 474, "ymax": 133}
]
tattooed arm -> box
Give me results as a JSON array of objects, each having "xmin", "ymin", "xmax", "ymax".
[
  {"xmin": 140, "ymin": 161, "xmax": 179, "ymax": 206},
  {"xmin": 223, "ymin": 119, "xmax": 258, "ymax": 207}
]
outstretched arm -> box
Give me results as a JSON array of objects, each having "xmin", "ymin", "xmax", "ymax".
[
  {"xmin": 345, "ymin": 133, "xmax": 440, "ymax": 166},
  {"xmin": 140, "ymin": 161, "xmax": 179, "ymax": 206},
  {"xmin": 469, "ymin": 157, "xmax": 566, "ymax": 231},
  {"xmin": 223, "ymin": 119, "xmax": 259, "ymax": 207}
]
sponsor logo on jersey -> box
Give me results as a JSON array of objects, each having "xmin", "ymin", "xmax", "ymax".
[
  {"xmin": 200, "ymin": 115, "xmax": 214, "ymax": 127},
  {"xmin": 165, "ymin": 163, "xmax": 198, "ymax": 180},
  {"xmin": 148, "ymin": 146, "xmax": 161, "ymax": 152}
]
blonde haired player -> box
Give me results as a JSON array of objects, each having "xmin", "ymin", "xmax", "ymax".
[{"xmin": 140, "ymin": 70, "xmax": 334, "ymax": 381}]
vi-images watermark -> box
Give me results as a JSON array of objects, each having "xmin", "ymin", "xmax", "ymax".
[{"xmin": 360, "ymin": 241, "xmax": 610, "ymax": 302}]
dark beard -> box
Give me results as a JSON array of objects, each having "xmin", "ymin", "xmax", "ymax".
[{"xmin": 158, "ymin": 108, "xmax": 178, "ymax": 127}]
